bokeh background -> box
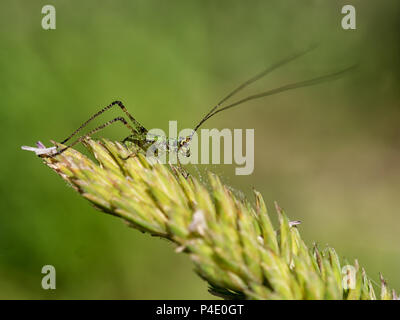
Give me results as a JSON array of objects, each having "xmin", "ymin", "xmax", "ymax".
[{"xmin": 0, "ymin": 1, "xmax": 399, "ymax": 299}]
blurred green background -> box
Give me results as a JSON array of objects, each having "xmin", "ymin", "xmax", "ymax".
[{"xmin": 0, "ymin": 1, "xmax": 399, "ymax": 299}]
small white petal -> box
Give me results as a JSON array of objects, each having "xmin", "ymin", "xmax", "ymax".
[
  {"xmin": 175, "ymin": 245, "xmax": 186, "ymax": 253},
  {"xmin": 21, "ymin": 142, "xmax": 57, "ymax": 156}
]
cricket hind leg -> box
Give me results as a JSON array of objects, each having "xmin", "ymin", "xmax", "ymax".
[
  {"xmin": 60, "ymin": 100, "xmax": 147, "ymax": 145},
  {"xmin": 119, "ymin": 133, "xmax": 152, "ymax": 160},
  {"xmin": 53, "ymin": 116, "xmax": 136, "ymax": 156}
]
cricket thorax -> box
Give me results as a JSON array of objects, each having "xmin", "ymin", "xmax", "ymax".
[
  {"xmin": 41, "ymin": 47, "xmax": 354, "ymax": 162},
  {"xmin": 123, "ymin": 133, "xmax": 191, "ymax": 158}
]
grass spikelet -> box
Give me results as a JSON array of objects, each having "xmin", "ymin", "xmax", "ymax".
[{"xmin": 32, "ymin": 138, "xmax": 397, "ymax": 300}]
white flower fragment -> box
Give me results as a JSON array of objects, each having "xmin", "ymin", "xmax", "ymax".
[
  {"xmin": 188, "ymin": 210, "xmax": 207, "ymax": 236},
  {"xmin": 21, "ymin": 141, "xmax": 57, "ymax": 156}
]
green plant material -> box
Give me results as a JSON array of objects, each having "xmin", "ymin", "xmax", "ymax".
[{"xmin": 35, "ymin": 138, "xmax": 397, "ymax": 300}]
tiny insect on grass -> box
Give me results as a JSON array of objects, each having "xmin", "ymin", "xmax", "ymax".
[
  {"xmin": 21, "ymin": 141, "xmax": 57, "ymax": 156},
  {"xmin": 22, "ymin": 46, "xmax": 357, "ymax": 170}
]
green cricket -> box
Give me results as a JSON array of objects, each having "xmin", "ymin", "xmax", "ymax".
[{"xmin": 23, "ymin": 47, "xmax": 355, "ymax": 167}]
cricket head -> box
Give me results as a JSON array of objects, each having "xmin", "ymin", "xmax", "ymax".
[{"xmin": 178, "ymin": 136, "xmax": 192, "ymax": 157}]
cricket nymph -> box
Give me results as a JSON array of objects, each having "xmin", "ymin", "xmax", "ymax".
[
  {"xmin": 23, "ymin": 46, "xmax": 355, "ymax": 170},
  {"xmin": 122, "ymin": 132, "xmax": 191, "ymax": 159}
]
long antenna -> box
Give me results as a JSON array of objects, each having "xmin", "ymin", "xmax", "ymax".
[
  {"xmin": 193, "ymin": 45, "xmax": 318, "ymax": 133},
  {"xmin": 196, "ymin": 64, "xmax": 357, "ymax": 127}
]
